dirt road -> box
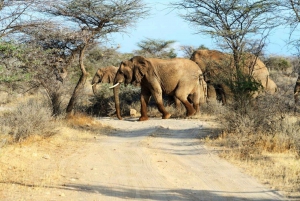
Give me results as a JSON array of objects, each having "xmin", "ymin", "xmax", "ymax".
[{"xmin": 1, "ymin": 117, "xmax": 284, "ymax": 200}]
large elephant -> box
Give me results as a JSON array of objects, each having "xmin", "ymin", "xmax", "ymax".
[
  {"xmin": 91, "ymin": 66, "xmax": 118, "ymax": 95},
  {"xmin": 110, "ymin": 56, "xmax": 204, "ymax": 121},
  {"xmin": 190, "ymin": 49, "xmax": 277, "ymax": 104}
]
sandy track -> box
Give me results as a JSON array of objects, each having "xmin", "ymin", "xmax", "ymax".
[
  {"xmin": 1, "ymin": 117, "xmax": 284, "ymax": 200},
  {"xmin": 55, "ymin": 117, "xmax": 283, "ymax": 201}
]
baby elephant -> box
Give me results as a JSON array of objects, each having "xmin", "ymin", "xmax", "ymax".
[{"xmin": 91, "ymin": 66, "xmax": 118, "ymax": 95}]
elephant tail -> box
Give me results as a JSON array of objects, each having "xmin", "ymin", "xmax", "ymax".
[{"xmin": 199, "ymin": 74, "xmax": 208, "ymax": 101}]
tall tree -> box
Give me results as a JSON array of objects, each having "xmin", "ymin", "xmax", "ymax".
[
  {"xmin": 40, "ymin": 0, "xmax": 149, "ymax": 116},
  {"xmin": 171, "ymin": 0, "xmax": 280, "ymax": 113},
  {"xmin": 278, "ymin": 0, "xmax": 300, "ymax": 111},
  {"xmin": 0, "ymin": 0, "xmax": 40, "ymax": 38},
  {"xmin": 279, "ymin": 0, "xmax": 300, "ymax": 33},
  {"xmin": 19, "ymin": 24, "xmax": 78, "ymax": 116},
  {"xmin": 134, "ymin": 38, "xmax": 177, "ymax": 58},
  {"xmin": 171, "ymin": 0, "xmax": 279, "ymax": 65},
  {"xmin": 279, "ymin": 0, "xmax": 300, "ymax": 72}
]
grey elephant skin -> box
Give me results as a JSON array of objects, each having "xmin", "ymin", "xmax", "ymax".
[
  {"xmin": 111, "ymin": 56, "xmax": 205, "ymax": 121},
  {"xmin": 91, "ymin": 66, "xmax": 118, "ymax": 95},
  {"xmin": 190, "ymin": 49, "xmax": 277, "ymax": 104}
]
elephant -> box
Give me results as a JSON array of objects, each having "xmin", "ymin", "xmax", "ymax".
[
  {"xmin": 110, "ymin": 56, "xmax": 205, "ymax": 121},
  {"xmin": 91, "ymin": 66, "xmax": 118, "ymax": 95},
  {"xmin": 190, "ymin": 49, "xmax": 277, "ymax": 104}
]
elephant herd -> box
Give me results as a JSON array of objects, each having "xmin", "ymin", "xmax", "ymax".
[{"xmin": 91, "ymin": 49, "xmax": 297, "ymax": 121}]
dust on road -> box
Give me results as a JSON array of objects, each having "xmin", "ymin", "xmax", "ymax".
[{"xmin": 1, "ymin": 117, "xmax": 284, "ymax": 201}]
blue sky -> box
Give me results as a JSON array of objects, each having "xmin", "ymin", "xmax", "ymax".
[{"xmin": 110, "ymin": 0, "xmax": 295, "ymax": 57}]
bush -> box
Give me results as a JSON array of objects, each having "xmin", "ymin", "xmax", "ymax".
[
  {"xmin": 0, "ymin": 98, "xmax": 58, "ymax": 142},
  {"xmin": 264, "ymin": 56, "xmax": 291, "ymax": 72},
  {"xmin": 217, "ymin": 91, "xmax": 300, "ymax": 158}
]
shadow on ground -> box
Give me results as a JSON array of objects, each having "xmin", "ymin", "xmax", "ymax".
[{"xmin": 1, "ymin": 181, "xmax": 285, "ymax": 201}]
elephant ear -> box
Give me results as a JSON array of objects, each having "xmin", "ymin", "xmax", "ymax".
[
  {"xmin": 131, "ymin": 56, "xmax": 148, "ymax": 83},
  {"xmin": 92, "ymin": 69, "xmax": 102, "ymax": 84},
  {"xmin": 102, "ymin": 73, "xmax": 110, "ymax": 83},
  {"xmin": 101, "ymin": 70, "xmax": 114, "ymax": 83}
]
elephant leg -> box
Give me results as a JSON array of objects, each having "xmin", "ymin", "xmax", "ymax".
[
  {"xmin": 207, "ymin": 84, "xmax": 217, "ymax": 102},
  {"xmin": 151, "ymin": 90, "xmax": 171, "ymax": 119},
  {"xmin": 174, "ymin": 97, "xmax": 182, "ymax": 110},
  {"xmin": 139, "ymin": 88, "xmax": 151, "ymax": 121},
  {"xmin": 175, "ymin": 91, "xmax": 196, "ymax": 117},
  {"xmin": 189, "ymin": 93, "xmax": 200, "ymax": 115},
  {"xmin": 215, "ymin": 85, "xmax": 227, "ymax": 104}
]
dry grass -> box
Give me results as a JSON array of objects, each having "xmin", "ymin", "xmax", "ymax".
[
  {"xmin": 205, "ymin": 125, "xmax": 300, "ymax": 198},
  {"xmin": 204, "ymin": 72, "xmax": 300, "ymax": 198},
  {"xmin": 66, "ymin": 112, "xmax": 102, "ymax": 128},
  {"xmin": 0, "ymin": 125, "xmax": 95, "ymax": 199},
  {"xmin": 218, "ymin": 148, "xmax": 300, "ymax": 198},
  {"xmin": 0, "ymin": 97, "xmax": 59, "ymax": 143}
]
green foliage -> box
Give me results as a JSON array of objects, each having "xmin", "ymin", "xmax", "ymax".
[
  {"xmin": 216, "ymin": 59, "xmax": 263, "ymax": 114},
  {"xmin": 197, "ymin": 45, "xmax": 209, "ymax": 50},
  {"xmin": 134, "ymin": 38, "xmax": 177, "ymax": 58},
  {"xmin": 227, "ymin": 70, "xmax": 262, "ymax": 98},
  {"xmin": 0, "ymin": 41, "xmax": 33, "ymax": 84},
  {"xmin": 264, "ymin": 56, "xmax": 291, "ymax": 71}
]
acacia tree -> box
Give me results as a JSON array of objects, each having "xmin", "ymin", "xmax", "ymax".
[
  {"xmin": 0, "ymin": 0, "xmax": 41, "ymax": 38},
  {"xmin": 279, "ymin": 0, "xmax": 300, "ymax": 33},
  {"xmin": 172, "ymin": 0, "xmax": 278, "ymax": 62},
  {"xmin": 40, "ymin": 0, "xmax": 148, "ymax": 116},
  {"xmin": 134, "ymin": 38, "xmax": 177, "ymax": 58},
  {"xmin": 0, "ymin": 0, "xmax": 48, "ymax": 102},
  {"xmin": 171, "ymin": 0, "xmax": 280, "ymax": 112},
  {"xmin": 278, "ymin": 0, "xmax": 300, "ymax": 74},
  {"xmin": 18, "ymin": 24, "xmax": 78, "ymax": 116},
  {"xmin": 278, "ymin": 0, "xmax": 300, "ymax": 109}
]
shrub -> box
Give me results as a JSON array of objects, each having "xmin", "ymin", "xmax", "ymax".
[
  {"xmin": 217, "ymin": 90, "xmax": 300, "ymax": 158},
  {"xmin": 0, "ymin": 98, "xmax": 58, "ymax": 142},
  {"xmin": 264, "ymin": 56, "xmax": 292, "ymax": 72}
]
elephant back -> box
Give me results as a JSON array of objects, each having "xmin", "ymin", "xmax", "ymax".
[
  {"xmin": 190, "ymin": 49, "xmax": 229, "ymax": 73},
  {"xmin": 241, "ymin": 55, "xmax": 277, "ymax": 91}
]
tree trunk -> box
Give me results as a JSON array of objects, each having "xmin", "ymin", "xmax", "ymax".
[
  {"xmin": 66, "ymin": 46, "xmax": 88, "ymax": 117},
  {"xmin": 51, "ymin": 91, "xmax": 62, "ymax": 117}
]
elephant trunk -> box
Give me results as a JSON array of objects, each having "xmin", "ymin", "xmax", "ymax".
[
  {"xmin": 92, "ymin": 83, "xmax": 97, "ymax": 95},
  {"xmin": 113, "ymin": 83, "xmax": 122, "ymax": 120},
  {"xmin": 92, "ymin": 75, "xmax": 100, "ymax": 95}
]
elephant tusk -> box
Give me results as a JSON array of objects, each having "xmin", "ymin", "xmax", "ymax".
[{"xmin": 109, "ymin": 82, "xmax": 120, "ymax": 89}]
